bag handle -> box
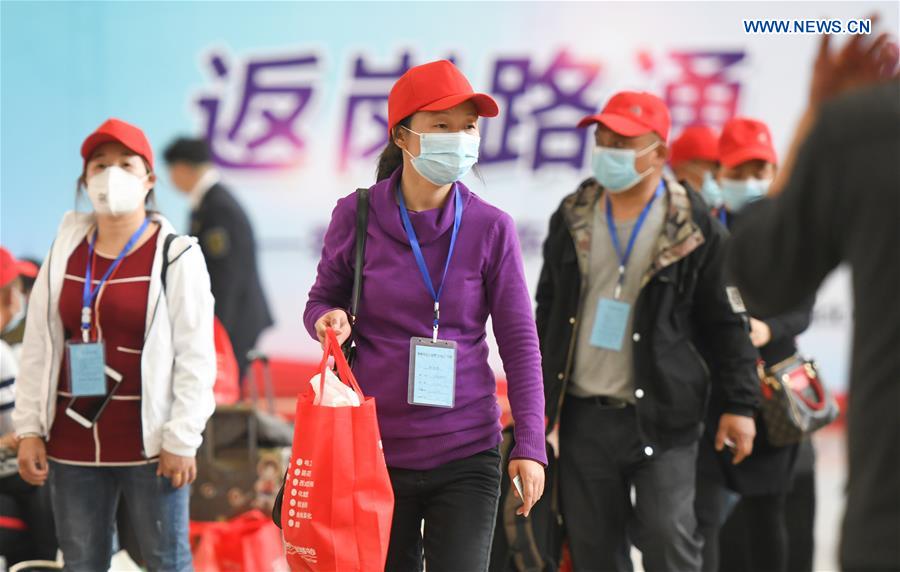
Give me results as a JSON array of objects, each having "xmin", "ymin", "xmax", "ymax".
[
  {"xmin": 315, "ymin": 328, "xmax": 364, "ymax": 405},
  {"xmin": 792, "ymin": 364, "xmax": 828, "ymax": 412}
]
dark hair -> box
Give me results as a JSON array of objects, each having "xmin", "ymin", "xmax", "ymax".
[
  {"xmin": 376, "ymin": 117, "xmax": 412, "ymax": 182},
  {"xmin": 18, "ymin": 257, "xmax": 41, "ymax": 293},
  {"xmin": 163, "ymin": 137, "xmax": 212, "ymax": 166}
]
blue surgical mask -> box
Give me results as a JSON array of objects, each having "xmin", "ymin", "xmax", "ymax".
[
  {"xmin": 402, "ymin": 127, "xmax": 480, "ymax": 186},
  {"xmin": 700, "ymin": 171, "xmax": 724, "ymax": 208},
  {"xmin": 1, "ymin": 288, "xmax": 25, "ymax": 335},
  {"xmin": 720, "ymin": 178, "xmax": 771, "ymax": 212},
  {"xmin": 591, "ymin": 141, "xmax": 660, "ymax": 193}
]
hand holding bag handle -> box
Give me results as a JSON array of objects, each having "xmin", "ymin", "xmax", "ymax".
[
  {"xmin": 272, "ymin": 327, "xmax": 361, "ymax": 528},
  {"xmin": 317, "ymin": 327, "xmax": 365, "ymax": 406}
]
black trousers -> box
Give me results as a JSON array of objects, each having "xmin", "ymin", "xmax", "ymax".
[
  {"xmin": 718, "ymin": 492, "xmax": 789, "ymax": 572},
  {"xmin": 559, "ymin": 398, "xmax": 702, "ymax": 572},
  {"xmin": 694, "ymin": 438, "xmax": 739, "ymax": 572},
  {"xmin": 0, "ymin": 473, "xmax": 58, "ymax": 562},
  {"xmin": 385, "ymin": 447, "xmax": 502, "ymax": 572}
]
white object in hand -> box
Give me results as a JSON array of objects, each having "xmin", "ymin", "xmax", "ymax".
[{"xmin": 310, "ymin": 368, "xmax": 361, "ymax": 407}]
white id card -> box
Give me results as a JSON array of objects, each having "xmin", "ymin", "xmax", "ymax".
[{"xmin": 408, "ymin": 337, "xmax": 457, "ymax": 408}]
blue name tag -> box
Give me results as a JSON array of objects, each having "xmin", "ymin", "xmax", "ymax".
[
  {"xmin": 408, "ymin": 337, "xmax": 457, "ymax": 408},
  {"xmin": 589, "ymin": 298, "xmax": 632, "ymax": 351},
  {"xmin": 67, "ymin": 342, "xmax": 107, "ymax": 397}
]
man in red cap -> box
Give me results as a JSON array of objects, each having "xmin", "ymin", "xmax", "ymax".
[
  {"xmin": 669, "ymin": 125, "xmax": 723, "ymax": 213},
  {"xmin": 536, "ymin": 91, "xmax": 759, "ymax": 571}
]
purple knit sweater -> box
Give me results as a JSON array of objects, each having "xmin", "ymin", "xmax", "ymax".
[{"xmin": 304, "ymin": 168, "xmax": 547, "ymax": 470}]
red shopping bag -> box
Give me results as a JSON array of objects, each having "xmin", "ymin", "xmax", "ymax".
[
  {"xmin": 282, "ymin": 328, "xmax": 394, "ymax": 572},
  {"xmin": 213, "ymin": 317, "xmax": 240, "ymax": 405},
  {"xmin": 191, "ymin": 510, "xmax": 286, "ymax": 572}
]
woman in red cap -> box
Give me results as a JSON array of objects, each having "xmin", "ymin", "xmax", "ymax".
[
  {"xmin": 304, "ymin": 60, "xmax": 547, "ymax": 571},
  {"xmin": 697, "ymin": 116, "xmax": 818, "ymax": 572},
  {"xmin": 13, "ymin": 118, "xmax": 216, "ymax": 571}
]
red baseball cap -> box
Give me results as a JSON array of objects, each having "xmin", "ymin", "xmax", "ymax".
[
  {"xmin": 81, "ymin": 118, "xmax": 154, "ymax": 170},
  {"xmin": 669, "ymin": 125, "xmax": 719, "ymax": 167},
  {"xmin": 387, "ymin": 60, "xmax": 499, "ymax": 136},
  {"xmin": 719, "ymin": 117, "xmax": 777, "ymax": 168},
  {"xmin": 0, "ymin": 247, "xmax": 21, "ymax": 288},
  {"xmin": 578, "ymin": 91, "xmax": 671, "ymax": 141}
]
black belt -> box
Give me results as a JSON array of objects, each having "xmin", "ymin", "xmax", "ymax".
[{"xmin": 569, "ymin": 394, "xmax": 630, "ymax": 408}]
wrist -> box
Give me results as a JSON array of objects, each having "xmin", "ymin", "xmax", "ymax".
[{"xmin": 16, "ymin": 433, "xmax": 43, "ymax": 443}]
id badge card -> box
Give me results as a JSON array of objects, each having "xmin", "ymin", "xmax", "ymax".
[
  {"xmin": 589, "ymin": 298, "xmax": 632, "ymax": 351},
  {"xmin": 66, "ymin": 341, "xmax": 107, "ymax": 397},
  {"xmin": 408, "ymin": 337, "xmax": 457, "ymax": 408}
]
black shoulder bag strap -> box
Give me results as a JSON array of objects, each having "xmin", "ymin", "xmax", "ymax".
[
  {"xmin": 160, "ymin": 233, "xmax": 191, "ymax": 292},
  {"xmin": 341, "ymin": 188, "xmax": 370, "ymax": 366},
  {"xmin": 273, "ymin": 188, "xmax": 370, "ymax": 529}
]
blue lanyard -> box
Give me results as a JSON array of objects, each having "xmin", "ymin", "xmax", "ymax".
[
  {"xmin": 81, "ymin": 218, "xmax": 150, "ymax": 341},
  {"xmin": 718, "ymin": 207, "xmax": 728, "ymax": 227},
  {"xmin": 605, "ymin": 182, "xmax": 664, "ymax": 299},
  {"xmin": 396, "ymin": 185, "xmax": 464, "ymax": 342}
]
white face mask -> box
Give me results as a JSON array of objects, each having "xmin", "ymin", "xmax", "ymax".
[{"xmin": 86, "ymin": 166, "xmax": 149, "ymax": 215}]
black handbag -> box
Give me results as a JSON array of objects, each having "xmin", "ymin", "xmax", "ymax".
[
  {"xmin": 759, "ymin": 355, "xmax": 839, "ymax": 447},
  {"xmin": 272, "ymin": 187, "xmax": 370, "ymax": 528}
]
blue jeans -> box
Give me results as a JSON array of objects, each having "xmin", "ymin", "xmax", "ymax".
[{"xmin": 48, "ymin": 461, "xmax": 192, "ymax": 572}]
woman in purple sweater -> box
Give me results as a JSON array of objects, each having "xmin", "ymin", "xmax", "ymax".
[{"xmin": 304, "ymin": 60, "xmax": 547, "ymax": 571}]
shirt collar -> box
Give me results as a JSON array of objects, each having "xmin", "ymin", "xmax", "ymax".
[{"xmin": 189, "ymin": 168, "xmax": 220, "ymax": 210}]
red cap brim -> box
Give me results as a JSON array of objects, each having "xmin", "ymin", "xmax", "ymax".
[
  {"xmin": 16, "ymin": 261, "xmax": 38, "ymax": 279},
  {"xmin": 720, "ymin": 146, "xmax": 777, "ymax": 169},
  {"xmin": 419, "ymin": 92, "xmax": 499, "ymax": 118},
  {"xmin": 577, "ymin": 113, "xmax": 655, "ymax": 137}
]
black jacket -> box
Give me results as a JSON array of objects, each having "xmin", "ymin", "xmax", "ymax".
[
  {"xmin": 191, "ymin": 183, "xmax": 273, "ymax": 371},
  {"xmin": 536, "ymin": 175, "xmax": 759, "ymax": 452},
  {"xmin": 728, "ymin": 82, "xmax": 900, "ymax": 570},
  {"xmin": 703, "ymin": 294, "xmax": 814, "ymax": 496}
]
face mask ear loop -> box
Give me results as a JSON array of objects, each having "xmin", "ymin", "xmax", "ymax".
[
  {"xmin": 398, "ymin": 125, "xmax": 422, "ymax": 160},
  {"xmin": 634, "ymin": 140, "xmax": 662, "ymax": 180}
]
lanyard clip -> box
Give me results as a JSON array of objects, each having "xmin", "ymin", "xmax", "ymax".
[
  {"xmin": 81, "ymin": 307, "xmax": 92, "ymax": 342},
  {"xmin": 614, "ymin": 265, "xmax": 625, "ymax": 300},
  {"xmin": 432, "ymin": 302, "xmax": 440, "ymax": 343}
]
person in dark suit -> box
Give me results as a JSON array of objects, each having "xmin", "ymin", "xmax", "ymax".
[{"xmin": 164, "ymin": 137, "xmax": 273, "ymax": 380}]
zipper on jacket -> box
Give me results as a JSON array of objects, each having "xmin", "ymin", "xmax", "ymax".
[
  {"xmin": 553, "ymin": 299, "xmax": 581, "ymax": 428},
  {"xmin": 687, "ymin": 339, "xmax": 712, "ymax": 379},
  {"xmin": 43, "ymin": 245, "xmax": 56, "ymax": 436}
]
